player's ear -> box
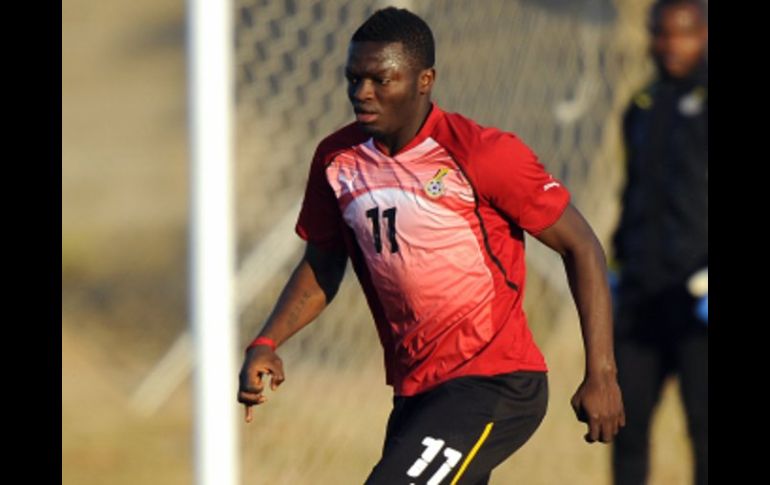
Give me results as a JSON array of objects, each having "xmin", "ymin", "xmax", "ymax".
[{"xmin": 418, "ymin": 68, "xmax": 435, "ymax": 95}]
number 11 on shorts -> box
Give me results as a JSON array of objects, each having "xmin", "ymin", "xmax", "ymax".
[{"xmin": 407, "ymin": 436, "xmax": 463, "ymax": 485}]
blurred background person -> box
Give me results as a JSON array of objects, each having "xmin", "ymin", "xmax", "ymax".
[{"xmin": 609, "ymin": 0, "xmax": 708, "ymax": 484}]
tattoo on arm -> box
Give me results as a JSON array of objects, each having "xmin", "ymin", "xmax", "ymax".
[{"xmin": 286, "ymin": 290, "xmax": 312, "ymax": 326}]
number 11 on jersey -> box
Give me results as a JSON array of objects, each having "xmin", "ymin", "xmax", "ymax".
[{"xmin": 366, "ymin": 206, "xmax": 399, "ymax": 254}]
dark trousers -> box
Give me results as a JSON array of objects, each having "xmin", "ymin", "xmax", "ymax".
[
  {"xmin": 365, "ymin": 370, "xmax": 548, "ymax": 485},
  {"xmin": 612, "ymin": 287, "xmax": 708, "ymax": 485}
]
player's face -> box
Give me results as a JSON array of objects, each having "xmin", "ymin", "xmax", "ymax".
[
  {"xmin": 651, "ymin": 4, "xmax": 707, "ymax": 79},
  {"xmin": 345, "ymin": 41, "xmax": 431, "ymax": 142}
]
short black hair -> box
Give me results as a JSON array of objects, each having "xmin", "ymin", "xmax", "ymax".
[
  {"xmin": 649, "ymin": 0, "xmax": 707, "ymax": 32},
  {"xmin": 351, "ymin": 7, "xmax": 435, "ymax": 69}
]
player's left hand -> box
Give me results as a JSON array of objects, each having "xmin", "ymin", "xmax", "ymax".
[{"xmin": 570, "ymin": 372, "xmax": 625, "ymax": 444}]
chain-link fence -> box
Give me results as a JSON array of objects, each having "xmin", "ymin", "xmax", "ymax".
[{"xmin": 234, "ymin": 1, "xmax": 657, "ymax": 483}]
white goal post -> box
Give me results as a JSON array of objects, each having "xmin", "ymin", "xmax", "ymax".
[{"xmin": 187, "ymin": 0, "xmax": 237, "ymax": 484}]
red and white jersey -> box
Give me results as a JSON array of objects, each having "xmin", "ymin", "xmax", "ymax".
[{"xmin": 296, "ymin": 104, "xmax": 570, "ymax": 396}]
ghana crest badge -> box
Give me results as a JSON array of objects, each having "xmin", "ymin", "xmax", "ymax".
[{"xmin": 424, "ymin": 167, "xmax": 451, "ymax": 198}]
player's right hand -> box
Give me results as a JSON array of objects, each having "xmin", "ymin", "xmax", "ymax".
[{"xmin": 237, "ymin": 346, "xmax": 286, "ymax": 423}]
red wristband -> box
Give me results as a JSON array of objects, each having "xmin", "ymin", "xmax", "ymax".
[{"xmin": 246, "ymin": 336, "xmax": 276, "ymax": 353}]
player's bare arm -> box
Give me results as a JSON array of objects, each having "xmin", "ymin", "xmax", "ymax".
[
  {"xmin": 533, "ymin": 203, "xmax": 625, "ymax": 444},
  {"xmin": 237, "ymin": 242, "xmax": 347, "ymax": 422}
]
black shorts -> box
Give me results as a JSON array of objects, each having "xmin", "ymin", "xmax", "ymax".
[{"xmin": 364, "ymin": 370, "xmax": 548, "ymax": 485}]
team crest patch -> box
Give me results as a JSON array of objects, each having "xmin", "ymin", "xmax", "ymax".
[{"xmin": 424, "ymin": 168, "xmax": 451, "ymax": 198}]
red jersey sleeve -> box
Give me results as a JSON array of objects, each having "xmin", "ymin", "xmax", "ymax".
[
  {"xmin": 295, "ymin": 145, "xmax": 346, "ymax": 251},
  {"xmin": 474, "ymin": 130, "xmax": 571, "ymax": 235}
]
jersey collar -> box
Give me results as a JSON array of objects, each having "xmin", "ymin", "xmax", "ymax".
[{"xmin": 372, "ymin": 102, "xmax": 444, "ymax": 157}]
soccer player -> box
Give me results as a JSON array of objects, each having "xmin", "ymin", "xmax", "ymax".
[
  {"xmin": 238, "ymin": 7, "xmax": 625, "ymax": 484},
  {"xmin": 610, "ymin": 1, "xmax": 708, "ymax": 484}
]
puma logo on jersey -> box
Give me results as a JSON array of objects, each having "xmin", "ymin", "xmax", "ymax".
[
  {"xmin": 424, "ymin": 168, "xmax": 451, "ymax": 198},
  {"xmin": 339, "ymin": 171, "xmax": 359, "ymax": 193},
  {"xmin": 543, "ymin": 181, "xmax": 560, "ymax": 192}
]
